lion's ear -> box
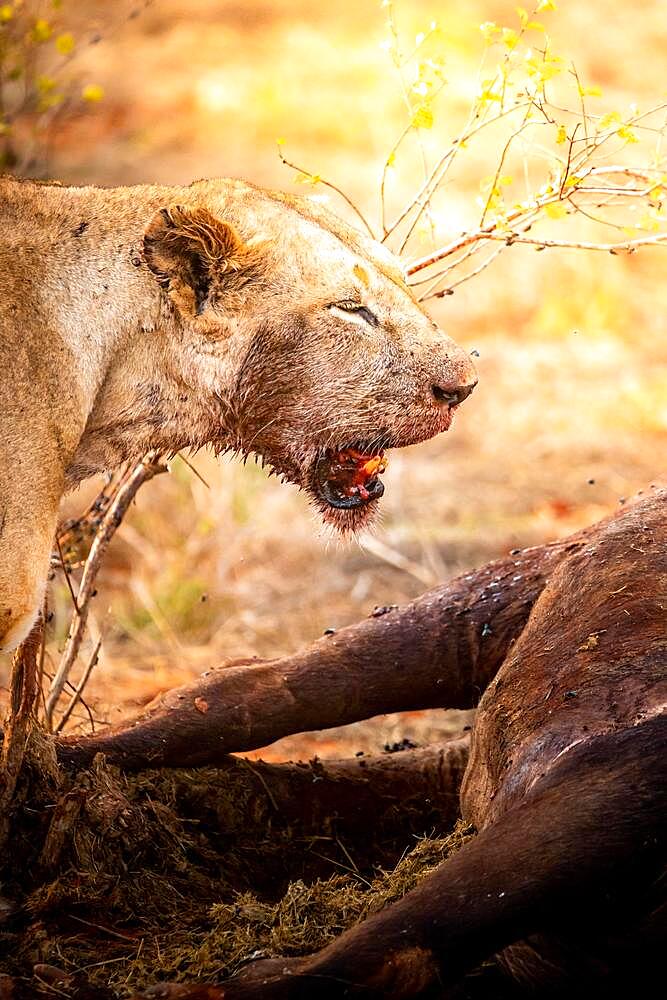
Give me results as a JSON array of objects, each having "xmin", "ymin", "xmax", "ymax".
[{"xmin": 143, "ymin": 205, "xmax": 256, "ymax": 316}]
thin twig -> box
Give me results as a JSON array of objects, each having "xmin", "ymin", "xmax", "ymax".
[
  {"xmin": 419, "ymin": 243, "xmax": 507, "ymax": 301},
  {"xmin": 361, "ymin": 534, "xmax": 436, "ymax": 586},
  {"xmin": 240, "ymin": 757, "xmax": 280, "ymax": 812},
  {"xmin": 558, "ymin": 121, "xmax": 579, "ymax": 198},
  {"xmin": 479, "ymin": 108, "xmax": 536, "ymax": 227},
  {"xmin": 408, "ymin": 238, "xmax": 490, "ymax": 288},
  {"xmin": 177, "ymin": 451, "xmax": 211, "ymax": 489},
  {"xmin": 387, "ymin": 101, "xmax": 533, "ymax": 249},
  {"xmin": 278, "ymin": 148, "xmax": 376, "ymax": 239},
  {"xmin": 55, "ymin": 535, "xmax": 80, "ymax": 615},
  {"xmin": 405, "ymin": 179, "xmax": 666, "ymax": 276},
  {"xmin": 484, "ymin": 231, "xmax": 667, "ymax": 252},
  {"xmin": 55, "ymin": 636, "xmax": 102, "ymax": 734},
  {"xmin": 386, "ymin": 6, "xmax": 544, "ymax": 249},
  {"xmin": 413, "ymin": 210, "xmax": 539, "ymax": 298},
  {"xmin": 67, "ymin": 913, "xmax": 137, "ymax": 942}
]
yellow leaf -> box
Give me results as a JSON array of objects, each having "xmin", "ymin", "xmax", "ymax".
[
  {"xmin": 36, "ymin": 74, "xmax": 56, "ymax": 93},
  {"xmin": 81, "ymin": 83, "xmax": 104, "ymax": 103},
  {"xmin": 599, "ymin": 111, "xmax": 621, "ymax": 129},
  {"xmin": 32, "ymin": 18, "xmax": 52, "ymax": 43},
  {"xmin": 525, "ymin": 50, "xmax": 563, "ymax": 82},
  {"xmin": 0, "ymin": 5, "xmax": 13, "ymax": 23},
  {"xmin": 412, "ymin": 105, "xmax": 434, "ymax": 129},
  {"xmin": 537, "ymin": 0, "xmax": 558, "ymax": 10},
  {"xmin": 55, "ymin": 32, "xmax": 75, "ymax": 55},
  {"xmin": 479, "ymin": 21, "xmax": 499, "ymax": 42},
  {"xmin": 544, "ymin": 202, "xmax": 567, "ymax": 220},
  {"xmin": 516, "ymin": 7, "xmax": 529, "ymax": 27},
  {"xmin": 638, "ymin": 212, "xmax": 660, "ymax": 232},
  {"xmin": 556, "ymin": 124, "xmax": 567, "ymax": 144},
  {"xmin": 578, "ymin": 84, "xmax": 602, "ymax": 98},
  {"xmin": 502, "ymin": 27, "xmax": 519, "ymax": 49},
  {"xmin": 617, "ymin": 124, "xmax": 638, "ymax": 143},
  {"xmin": 36, "ymin": 75, "xmax": 63, "ymax": 111},
  {"xmin": 479, "ymin": 78, "xmax": 502, "ymax": 103}
]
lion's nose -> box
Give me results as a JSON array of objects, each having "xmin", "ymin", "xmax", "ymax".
[{"xmin": 430, "ymin": 379, "xmax": 477, "ymax": 406}]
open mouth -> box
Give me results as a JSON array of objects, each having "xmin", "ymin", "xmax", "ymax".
[{"xmin": 314, "ymin": 446, "xmax": 388, "ymax": 510}]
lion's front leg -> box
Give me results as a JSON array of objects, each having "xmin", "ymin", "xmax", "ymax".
[
  {"xmin": 0, "ymin": 492, "xmax": 59, "ymax": 653},
  {"xmin": 0, "ymin": 317, "xmax": 84, "ymax": 653},
  {"xmin": 0, "ymin": 427, "xmax": 64, "ymax": 652}
]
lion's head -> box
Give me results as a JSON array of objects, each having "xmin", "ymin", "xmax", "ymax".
[{"xmin": 142, "ymin": 179, "xmax": 477, "ymax": 530}]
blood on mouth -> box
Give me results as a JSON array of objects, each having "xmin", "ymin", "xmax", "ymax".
[{"xmin": 327, "ymin": 447, "xmax": 387, "ymax": 501}]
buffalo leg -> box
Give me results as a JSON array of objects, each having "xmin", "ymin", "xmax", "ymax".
[{"xmin": 57, "ymin": 531, "xmax": 585, "ymax": 772}]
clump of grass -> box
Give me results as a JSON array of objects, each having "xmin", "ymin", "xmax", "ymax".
[{"xmin": 161, "ymin": 825, "xmax": 472, "ymax": 985}]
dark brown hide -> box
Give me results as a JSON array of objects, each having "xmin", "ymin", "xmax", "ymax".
[{"xmin": 58, "ymin": 488, "xmax": 666, "ymax": 999}]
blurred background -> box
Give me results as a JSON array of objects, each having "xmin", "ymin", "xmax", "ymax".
[{"xmin": 1, "ymin": 0, "xmax": 666, "ymax": 757}]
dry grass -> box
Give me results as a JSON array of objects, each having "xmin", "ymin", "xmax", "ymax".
[{"xmin": 1, "ymin": 0, "xmax": 665, "ymax": 757}]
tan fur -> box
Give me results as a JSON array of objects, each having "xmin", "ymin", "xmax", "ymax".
[{"xmin": 0, "ymin": 175, "xmax": 476, "ymax": 651}]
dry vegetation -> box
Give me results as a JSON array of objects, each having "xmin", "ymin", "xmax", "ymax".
[{"xmin": 1, "ymin": 0, "xmax": 666, "ymax": 760}]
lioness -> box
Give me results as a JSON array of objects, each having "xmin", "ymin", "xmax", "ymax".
[{"xmin": 0, "ymin": 175, "xmax": 476, "ymax": 653}]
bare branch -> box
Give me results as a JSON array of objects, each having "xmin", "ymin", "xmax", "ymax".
[
  {"xmin": 479, "ymin": 108, "xmax": 536, "ymax": 227},
  {"xmin": 44, "ymin": 454, "xmax": 167, "ymax": 730},
  {"xmin": 407, "ymin": 238, "xmax": 490, "ymax": 289},
  {"xmin": 418, "ymin": 244, "xmax": 507, "ymax": 302},
  {"xmin": 386, "ymin": 102, "xmax": 533, "ymax": 249},
  {"xmin": 415, "ymin": 214, "xmax": 538, "ymax": 300},
  {"xmin": 405, "ymin": 166, "xmax": 667, "ymax": 276},
  {"xmin": 484, "ymin": 231, "xmax": 667, "ymax": 253}
]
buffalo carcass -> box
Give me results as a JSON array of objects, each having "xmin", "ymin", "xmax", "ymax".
[{"xmin": 58, "ymin": 486, "xmax": 665, "ymax": 999}]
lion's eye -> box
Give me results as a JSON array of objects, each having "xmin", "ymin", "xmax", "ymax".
[{"xmin": 330, "ymin": 302, "xmax": 379, "ymax": 328}]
